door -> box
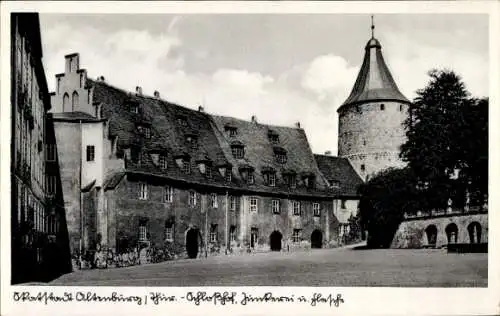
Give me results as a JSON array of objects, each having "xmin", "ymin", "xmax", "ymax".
[
  {"xmin": 311, "ymin": 229, "xmax": 323, "ymax": 249},
  {"xmin": 186, "ymin": 228, "xmax": 199, "ymax": 259},
  {"xmin": 270, "ymin": 231, "xmax": 282, "ymax": 251}
]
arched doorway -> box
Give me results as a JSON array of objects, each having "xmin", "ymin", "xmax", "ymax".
[
  {"xmin": 467, "ymin": 222, "xmax": 482, "ymax": 244},
  {"xmin": 186, "ymin": 228, "xmax": 199, "ymax": 259},
  {"xmin": 269, "ymin": 231, "xmax": 282, "ymax": 251},
  {"xmin": 445, "ymin": 223, "xmax": 459, "ymax": 244},
  {"xmin": 311, "ymin": 229, "xmax": 323, "ymax": 249},
  {"xmin": 425, "ymin": 225, "xmax": 438, "ymax": 246}
]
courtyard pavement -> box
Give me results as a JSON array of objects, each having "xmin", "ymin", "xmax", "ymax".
[{"xmin": 48, "ymin": 246, "xmax": 487, "ymax": 287}]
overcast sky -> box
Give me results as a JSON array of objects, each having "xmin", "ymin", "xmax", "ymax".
[{"xmin": 39, "ymin": 14, "xmax": 488, "ymax": 155}]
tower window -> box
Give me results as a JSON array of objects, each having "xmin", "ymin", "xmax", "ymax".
[
  {"xmin": 361, "ymin": 164, "xmax": 366, "ymax": 172},
  {"xmin": 380, "ymin": 103, "xmax": 385, "ymax": 110},
  {"xmin": 86, "ymin": 145, "xmax": 95, "ymax": 162},
  {"xmin": 399, "ymin": 104, "xmax": 404, "ymax": 111}
]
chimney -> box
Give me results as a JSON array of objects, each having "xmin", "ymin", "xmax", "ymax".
[
  {"xmin": 198, "ymin": 106, "xmax": 204, "ymax": 112},
  {"xmin": 154, "ymin": 91, "xmax": 160, "ymax": 98},
  {"xmin": 251, "ymin": 115, "xmax": 257, "ymax": 123},
  {"xmin": 324, "ymin": 150, "xmax": 332, "ymax": 156},
  {"xmin": 295, "ymin": 121, "xmax": 301, "ymax": 128},
  {"xmin": 136, "ymin": 86, "xmax": 142, "ymax": 95}
]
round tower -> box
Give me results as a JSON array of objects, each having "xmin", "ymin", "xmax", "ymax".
[{"xmin": 337, "ymin": 20, "xmax": 411, "ymax": 181}]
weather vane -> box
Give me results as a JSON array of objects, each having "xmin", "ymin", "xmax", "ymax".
[{"xmin": 371, "ymin": 15, "xmax": 375, "ymax": 38}]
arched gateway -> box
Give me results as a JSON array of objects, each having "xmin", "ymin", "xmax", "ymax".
[
  {"xmin": 311, "ymin": 229, "xmax": 323, "ymax": 249},
  {"xmin": 186, "ymin": 228, "xmax": 200, "ymax": 259},
  {"xmin": 269, "ymin": 231, "xmax": 282, "ymax": 251}
]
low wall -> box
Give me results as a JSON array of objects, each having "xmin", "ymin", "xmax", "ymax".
[{"xmin": 391, "ymin": 213, "xmax": 488, "ymax": 248}]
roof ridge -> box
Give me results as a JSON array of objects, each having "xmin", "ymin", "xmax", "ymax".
[{"xmin": 210, "ymin": 113, "xmax": 302, "ymax": 130}]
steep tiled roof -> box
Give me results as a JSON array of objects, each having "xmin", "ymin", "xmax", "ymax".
[
  {"xmin": 51, "ymin": 111, "xmax": 104, "ymax": 122},
  {"xmin": 314, "ymin": 154, "xmax": 363, "ymax": 197},
  {"xmin": 210, "ymin": 115, "xmax": 331, "ymax": 196},
  {"xmin": 88, "ymin": 79, "xmax": 338, "ymax": 199},
  {"xmin": 338, "ymin": 37, "xmax": 409, "ymax": 112}
]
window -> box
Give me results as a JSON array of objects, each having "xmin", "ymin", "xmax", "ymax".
[
  {"xmin": 72, "ymin": 91, "xmax": 79, "ymax": 110},
  {"xmin": 230, "ymin": 196, "xmax": 237, "ymax": 211},
  {"xmin": 189, "ymin": 191, "xmax": 197, "ymax": 206},
  {"xmin": 185, "ymin": 135, "xmax": 197, "ymax": 150},
  {"xmin": 143, "ymin": 127, "xmax": 151, "ymax": 139},
  {"xmin": 276, "ymin": 153, "xmax": 287, "ymax": 164},
  {"xmin": 399, "ymin": 104, "xmax": 404, "ymax": 112},
  {"xmin": 164, "ymin": 225, "xmax": 173, "ymax": 242},
  {"xmin": 211, "ymin": 193, "xmax": 218, "ymax": 208},
  {"xmin": 380, "ymin": 103, "xmax": 385, "ymax": 110},
  {"xmin": 341, "ymin": 199, "xmax": 346, "ymax": 209},
  {"xmin": 159, "ymin": 155, "xmax": 167, "ymax": 169},
  {"xmin": 225, "ymin": 169, "xmax": 232, "ymax": 182},
  {"xmin": 284, "ymin": 174, "xmax": 296, "ymax": 188},
  {"xmin": 206, "ymin": 167, "xmax": 212, "ymax": 179},
  {"xmin": 164, "ymin": 186, "xmax": 173, "ymax": 203},
  {"xmin": 139, "ymin": 183, "xmax": 148, "ymax": 200},
  {"xmin": 247, "ymin": 172, "xmax": 255, "ymax": 185},
  {"xmin": 210, "ymin": 224, "xmax": 218, "ymax": 242},
  {"xmin": 272, "ymin": 199, "xmax": 280, "ymax": 214},
  {"xmin": 139, "ymin": 225, "xmax": 147, "ymax": 241},
  {"xmin": 46, "ymin": 176, "xmax": 56, "ymax": 194},
  {"xmin": 293, "ymin": 201, "xmax": 301, "ymax": 216},
  {"xmin": 250, "ymin": 197, "xmax": 258, "ymax": 212},
  {"xmin": 183, "ymin": 159, "xmax": 191, "ymax": 174},
  {"xmin": 264, "ymin": 172, "xmax": 276, "ymax": 187},
  {"xmin": 313, "ymin": 203, "xmax": 321, "ymax": 217},
  {"xmin": 177, "ymin": 117, "xmax": 187, "ymax": 126},
  {"xmin": 360, "ymin": 164, "xmax": 365, "ymax": 172},
  {"xmin": 292, "ymin": 229, "xmax": 301, "ymax": 243},
  {"xmin": 131, "ymin": 104, "xmax": 139, "ymax": 114},
  {"xmin": 86, "ymin": 145, "xmax": 95, "ymax": 162},
  {"xmin": 229, "ymin": 225, "xmax": 237, "ymax": 242},
  {"xmin": 269, "ymin": 134, "xmax": 279, "ymax": 143},
  {"xmin": 46, "ymin": 144, "xmax": 56, "ymax": 161},
  {"xmin": 229, "ymin": 128, "xmax": 237, "ymax": 137},
  {"xmin": 231, "ymin": 146, "xmax": 244, "ymax": 159}
]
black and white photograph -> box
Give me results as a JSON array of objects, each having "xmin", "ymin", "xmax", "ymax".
[{"xmin": 1, "ymin": 1, "xmax": 498, "ymax": 315}]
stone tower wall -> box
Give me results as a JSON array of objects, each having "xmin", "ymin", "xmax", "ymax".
[{"xmin": 338, "ymin": 101, "xmax": 409, "ymax": 180}]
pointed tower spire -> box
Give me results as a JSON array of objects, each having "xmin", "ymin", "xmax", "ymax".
[{"xmin": 338, "ymin": 17, "xmax": 409, "ymax": 110}]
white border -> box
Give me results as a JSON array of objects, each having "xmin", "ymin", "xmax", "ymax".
[{"xmin": 1, "ymin": 1, "xmax": 499, "ymax": 316}]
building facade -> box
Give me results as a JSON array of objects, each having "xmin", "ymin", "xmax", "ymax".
[
  {"xmin": 47, "ymin": 53, "xmax": 365, "ymax": 263},
  {"xmin": 11, "ymin": 13, "xmax": 71, "ymax": 284}
]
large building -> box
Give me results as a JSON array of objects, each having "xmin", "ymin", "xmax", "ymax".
[
  {"xmin": 10, "ymin": 13, "xmax": 71, "ymax": 284},
  {"xmin": 47, "ymin": 52, "xmax": 363, "ymax": 262}
]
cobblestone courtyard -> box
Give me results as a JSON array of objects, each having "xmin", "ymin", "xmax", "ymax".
[{"xmin": 49, "ymin": 247, "xmax": 487, "ymax": 287}]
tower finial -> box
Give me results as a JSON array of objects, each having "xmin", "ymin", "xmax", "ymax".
[{"xmin": 371, "ymin": 15, "xmax": 375, "ymax": 38}]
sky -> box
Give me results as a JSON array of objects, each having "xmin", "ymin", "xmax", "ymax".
[{"xmin": 38, "ymin": 14, "xmax": 489, "ymax": 155}]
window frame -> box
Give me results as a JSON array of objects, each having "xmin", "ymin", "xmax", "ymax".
[
  {"xmin": 138, "ymin": 182, "xmax": 148, "ymax": 200},
  {"xmin": 292, "ymin": 229, "xmax": 301, "ymax": 243},
  {"xmin": 182, "ymin": 159, "xmax": 191, "ymax": 174},
  {"xmin": 341, "ymin": 199, "xmax": 346, "ymax": 209},
  {"xmin": 249, "ymin": 197, "xmax": 258, "ymax": 212},
  {"xmin": 164, "ymin": 225, "xmax": 174, "ymax": 242},
  {"xmin": 86, "ymin": 145, "xmax": 95, "ymax": 162},
  {"xmin": 229, "ymin": 196, "xmax": 237, "ymax": 211},
  {"xmin": 164, "ymin": 185, "xmax": 173, "ymax": 203},
  {"xmin": 272, "ymin": 199, "xmax": 280, "ymax": 214},
  {"xmin": 159, "ymin": 154, "xmax": 168, "ymax": 169},
  {"xmin": 188, "ymin": 191, "xmax": 197, "ymax": 206},
  {"xmin": 210, "ymin": 224, "xmax": 218, "ymax": 243},
  {"xmin": 313, "ymin": 203, "xmax": 321, "ymax": 217},
  {"xmin": 46, "ymin": 144, "xmax": 56, "ymax": 162},
  {"xmin": 231, "ymin": 146, "xmax": 245, "ymax": 159},
  {"xmin": 292, "ymin": 201, "xmax": 301, "ymax": 216},
  {"xmin": 211, "ymin": 193, "xmax": 218, "ymax": 208}
]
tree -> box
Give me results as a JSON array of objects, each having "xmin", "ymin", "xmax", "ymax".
[
  {"xmin": 358, "ymin": 168, "xmax": 420, "ymax": 248},
  {"xmin": 400, "ymin": 69, "xmax": 487, "ymax": 209}
]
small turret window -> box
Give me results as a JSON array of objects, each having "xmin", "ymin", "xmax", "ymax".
[
  {"xmin": 380, "ymin": 103, "xmax": 385, "ymax": 110},
  {"xmin": 361, "ymin": 164, "xmax": 366, "ymax": 172}
]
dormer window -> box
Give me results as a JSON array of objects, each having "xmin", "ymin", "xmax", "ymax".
[
  {"xmin": 231, "ymin": 141, "xmax": 245, "ymax": 159},
  {"xmin": 185, "ymin": 134, "xmax": 198, "ymax": 150},
  {"xmin": 183, "ymin": 159, "xmax": 191, "ymax": 174},
  {"xmin": 263, "ymin": 169, "xmax": 276, "ymax": 187},
  {"xmin": 330, "ymin": 180, "xmax": 340, "ymax": 189},
  {"xmin": 224, "ymin": 124, "xmax": 238, "ymax": 137},
  {"xmin": 137, "ymin": 125, "xmax": 151, "ymax": 139},
  {"xmin": 302, "ymin": 173, "xmax": 316, "ymax": 189},
  {"xmin": 225, "ymin": 169, "xmax": 232, "ymax": 182},
  {"xmin": 159, "ymin": 154, "xmax": 167, "ymax": 169},
  {"xmin": 177, "ymin": 116, "xmax": 188, "ymax": 127},
  {"xmin": 268, "ymin": 130, "xmax": 279, "ymax": 144},
  {"xmin": 273, "ymin": 147, "xmax": 287, "ymax": 164},
  {"xmin": 206, "ymin": 166, "xmax": 212, "ymax": 179},
  {"xmin": 239, "ymin": 165, "xmax": 255, "ymax": 185},
  {"xmin": 283, "ymin": 171, "xmax": 297, "ymax": 189},
  {"xmin": 130, "ymin": 103, "xmax": 139, "ymax": 114}
]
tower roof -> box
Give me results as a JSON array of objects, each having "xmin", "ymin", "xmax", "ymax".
[{"xmin": 338, "ymin": 31, "xmax": 409, "ymax": 111}]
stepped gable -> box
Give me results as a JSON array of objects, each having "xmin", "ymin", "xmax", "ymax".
[
  {"xmin": 210, "ymin": 115, "xmax": 331, "ymax": 196},
  {"xmin": 338, "ymin": 36, "xmax": 409, "ymax": 112},
  {"xmin": 88, "ymin": 79, "xmax": 233, "ymax": 189},
  {"xmin": 314, "ymin": 154, "xmax": 363, "ymax": 197}
]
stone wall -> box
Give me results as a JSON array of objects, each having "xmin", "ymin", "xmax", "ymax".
[
  {"xmin": 391, "ymin": 213, "xmax": 488, "ymax": 248},
  {"xmin": 338, "ymin": 101, "xmax": 408, "ymax": 179}
]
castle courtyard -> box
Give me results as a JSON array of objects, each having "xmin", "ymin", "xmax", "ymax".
[{"xmin": 48, "ymin": 247, "xmax": 487, "ymax": 287}]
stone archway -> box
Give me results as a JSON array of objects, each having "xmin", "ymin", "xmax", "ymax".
[
  {"xmin": 425, "ymin": 225, "xmax": 438, "ymax": 246},
  {"xmin": 311, "ymin": 229, "xmax": 323, "ymax": 249},
  {"xmin": 467, "ymin": 222, "xmax": 482, "ymax": 244},
  {"xmin": 186, "ymin": 228, "xmax": 199, "ymax": 259},
  {"xmin": 269, "ymin": 231, "xmax": 282, "ymax": 251},
  {"xmin": 445, "ymin": 223, "xmax": 459, "ymax": 244}
]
